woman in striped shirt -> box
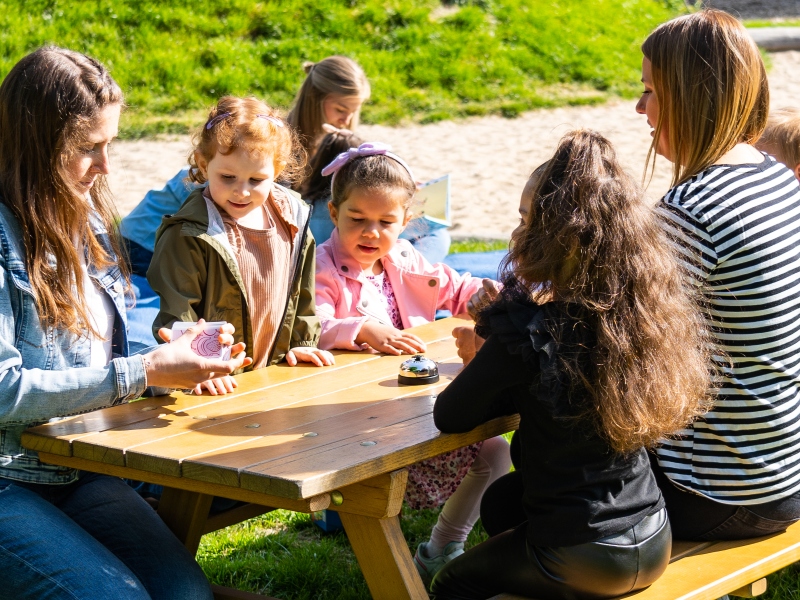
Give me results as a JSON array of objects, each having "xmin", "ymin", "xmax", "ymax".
[{"xmin": 637, "ymin": 9, "xmax": 800, "ymax": 540}]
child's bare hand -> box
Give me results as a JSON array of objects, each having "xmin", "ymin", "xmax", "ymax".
[
  {"xmin": 452, "ymin": 325, "xmax": 485, "ymax": 365},
  {"xmin": 193, "ymin": 375, "xmax": 238, "ymax": 395},
  {"xmin": 467, "ymin": 279, "xmax": 501, "ymax": 320},
  {"xmin": 286, "ymin": 347, "xmax": 336, "ymax": 367},
  {"xmin": 356, "ymin": 320, "xmax": 427, "ymax": 355}
]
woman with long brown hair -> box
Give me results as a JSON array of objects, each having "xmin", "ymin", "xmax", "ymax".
[
  {"xmin": 0, "ymin": 47, "xmax": 250, "ymax": 599},
  {"xmin": 636, "ymin": 9, "xmax": 800, "ymax": 541},
  {"xmin": 429, "ymin": 129, "xmax": 712, "ymax": 599}
]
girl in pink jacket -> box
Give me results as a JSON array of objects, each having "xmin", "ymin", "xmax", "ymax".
[{"xmin": 314, "ymin": 142, "xmax": 511, "ymax": 586}]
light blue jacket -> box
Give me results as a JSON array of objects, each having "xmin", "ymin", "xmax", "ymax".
[{"xmin": 0, "ymin": 203, "xmax": 147, "ymax": 484}]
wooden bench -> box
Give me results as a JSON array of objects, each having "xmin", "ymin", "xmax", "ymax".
[{"xmin": 491, "ymin": 522, "xmax": 800, "ymax": 600}]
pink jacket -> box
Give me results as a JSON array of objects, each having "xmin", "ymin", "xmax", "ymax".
[{"xmin": 315, "ymin": 230, "xmax": 484, "ymax": 350}]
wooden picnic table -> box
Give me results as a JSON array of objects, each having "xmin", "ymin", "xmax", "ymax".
[{"xmin": 21, "ymin": 315, "xmax": 519, "ymax": 600}]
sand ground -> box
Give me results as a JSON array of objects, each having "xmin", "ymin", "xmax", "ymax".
[{"xmin": 108, "ymin": 50, "xmax": 800, "ymax": 241}]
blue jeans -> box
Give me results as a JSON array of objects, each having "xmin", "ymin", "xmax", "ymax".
[{"xmin": 0, "ymin": 472, "xmax": 213, "ymax": 600}]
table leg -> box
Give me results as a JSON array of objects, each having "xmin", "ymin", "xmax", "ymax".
[
  {"xmin": 157, "ymin": 486, "xmax": 214, "ymax": 555},
  {"xmin": 340, "ymin": 512, "xmax": 429, "ymax": 600}
]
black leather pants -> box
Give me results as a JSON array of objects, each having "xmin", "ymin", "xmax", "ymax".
[{"xmin": 430, "ymin": 508, "xmax": 672, "ymax": 600}]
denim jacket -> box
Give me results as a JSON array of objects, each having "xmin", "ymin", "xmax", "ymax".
[{"xmin": 0, "ymin": 203, "xmax": 147, "ymax": 484}]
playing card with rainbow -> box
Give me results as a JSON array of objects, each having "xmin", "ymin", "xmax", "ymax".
[{"xmin": 170, "ymin": 321, "xmax": 232, "ymax": 360}]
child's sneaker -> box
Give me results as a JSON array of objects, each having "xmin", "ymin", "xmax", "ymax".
[{"xmin": 413, "ymin": 541, "xmax": 465, "ymax": 585}]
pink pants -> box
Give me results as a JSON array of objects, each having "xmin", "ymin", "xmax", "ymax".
[{"xmin": 430, "ymin": 435, "xmax": 512, "ymax": 547}]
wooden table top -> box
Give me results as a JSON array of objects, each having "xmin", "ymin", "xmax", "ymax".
[{"xmin": 22, "ymin": 316, "xmax": 519, "ymax": 501}]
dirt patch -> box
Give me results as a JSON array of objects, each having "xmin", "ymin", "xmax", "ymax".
[{"xmin": 108, "ymin": 51, "xmax": 800, "ymax": 239}]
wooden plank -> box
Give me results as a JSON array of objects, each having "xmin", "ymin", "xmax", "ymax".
[
  {"xmin": 211, "ymin": 585, "xmax": 280, "ymax": 600},
  {"xmin": 339, "ymin": 513, "xmax": 429, "ymax": 600},
  {"xmin": 178, "ymin": 388, "xmax": 441, "ymax": 486},
  {"xmin": 731, "ymin": 578, "xmax": 767, "ymax": 598},
  {"xmin": 669, "ymin": 540, "xmax": 715, "ymax": 563},
  {"xmin": 70, "ymin": 339, "xmax": 460, "ymax": 470},
  {"xmin": 21, "ymin": 351, "xmax": 390, "ymax": 457},
  {"xmin": 36, "ymin": 452, "xmax": 330, "ymax": 513},
  {"xmin": 240, "ymin": 413, "xmax": 520, "ymax": 499},
  {"xmin": 157, "ymin": 487, "xmax": 213, "ymax": 555},
  {"xmin": 179, "ymin": 358, "xmax": 462, "ymax": 487},
  {"xmin": 110, "ymin": 342, "xmax": 460, "ymax": 477},
  {"xmin": 331, "ymin": 469, "xmax": 408, "ymax": 519},
  {"xmin": 203, "ymin": 503, "xmax": 276, "ymax": 535},
  {"xmin": 21, "ymin": 316, "xmax": 465, "ymax": 458},
  {"xmin": 614, "ymin": 522, "xmax": 800, "ymax": 600}
]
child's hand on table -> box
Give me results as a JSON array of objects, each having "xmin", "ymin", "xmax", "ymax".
[
  {"xmin": 286, "ymin": 347, "xmax": 336, "ymax": 367},
  {"xmin": 356, "ymin": 320, "xmax": 427, "ymax": 356},
  {"xmin": 452, "ymin": 324, "xmax": 485, "ymax": 366},
  {"xmin": 194, "ymin": 375, "xmax": 237, "ymax": 396},
  {"xmin": 467, "ymin": 279, "xmax": 501, "ymax": 320}
]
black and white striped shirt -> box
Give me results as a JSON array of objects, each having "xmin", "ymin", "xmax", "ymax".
[{"xmin": 657, "ymin": 155, "xmax": 800, "ymax": 505}]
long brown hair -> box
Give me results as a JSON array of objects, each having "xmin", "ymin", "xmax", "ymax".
[
  {"xmin": 0, "ymin": 46, "xmax": 124, "ymax": 338},
  {"xmin": 298, "ymin": 131, "xmax": 365, "ymax": 202},
  {"xmin": 187, "ymin": 96, "xmax": 306, "ymax": 186},
  {"xmin": 286, "ymin": 56, "xmax": 370, "ymax": 156},
  {"xmin": 642, "ymin": 9, "xmax": 769, "ymax": 187},
  {"xmin": 500, "ymin": 129, "xmax": 713, "ymax": 453}
]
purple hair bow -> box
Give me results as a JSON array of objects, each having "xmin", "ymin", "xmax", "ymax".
[
  {"xmin": 321, "ymin": 142, "xmax": 415, "ymax": 185},
  {"xmin": 206, "ymin": 112, "xmax": 231, "ymax": 129}
]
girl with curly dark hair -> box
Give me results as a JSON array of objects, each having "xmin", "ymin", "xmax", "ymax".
[{"xmin": 430, "ymin": 129, "xmax": 713, "ymax": 599}]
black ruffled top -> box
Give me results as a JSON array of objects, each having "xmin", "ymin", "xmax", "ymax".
[{"xmin": 434, "ymin": 300, "xmax": 663, "ymax": 547}]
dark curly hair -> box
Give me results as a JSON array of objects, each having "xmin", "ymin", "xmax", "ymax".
[{"xmin": 488, "ymin": 129, "xmax": 714, "ymax": 453}]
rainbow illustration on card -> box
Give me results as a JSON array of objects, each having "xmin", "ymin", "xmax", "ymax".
[{"xmin": 170, "ymin": 321, "xmax": 232, "ymax": 360}]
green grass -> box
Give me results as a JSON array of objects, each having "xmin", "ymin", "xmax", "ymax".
[
  {"xmin": 199, "ymin": 432, "xmax": 515, "ymax": 599},
  {"xmin": 449, "ymin": 238, "xmax": 508, "ymax": 254},
  {"xmin": 746, "ymin": 19, "xmax": 800, "ymax": 28},
  {"xmin": 198, "ymin": 498, "xmax": 800, "ymax": 600},
  {"xmin": 0, "ymin": 0, "xmax": 685, "ymax": 138},
  {"xmin": 198, "ymin": 503, "xmax": 492, "ymax": 599}
]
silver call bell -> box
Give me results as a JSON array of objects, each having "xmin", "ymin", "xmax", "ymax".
[{"xmin": 398, "ymin": 354, "xmax": 440, "ymax": 385}]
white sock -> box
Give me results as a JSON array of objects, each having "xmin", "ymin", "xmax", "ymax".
[{"xmin": 424, "ymin": 541, "xmax": 445, "ymax": 558}]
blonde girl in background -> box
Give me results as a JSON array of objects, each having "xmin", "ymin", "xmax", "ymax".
[
  {"xmin": 148, "ymin": 96, "xmax": 334, "ymax": 395},
  {"xmin": 314, "ymin": 142, "xmax": 512, "ymax": 584},
  {"xmin": 287, "ymin": 56, "xmax": 370, "ymax": 157},
  {"xmin": 637, "ymin": 9, "xmax": 800, "ymax": 540}
]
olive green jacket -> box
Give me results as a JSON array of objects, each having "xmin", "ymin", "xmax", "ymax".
[{"xmin": 147, "ymin": 185, "xmax": 320, "ymax": 371}]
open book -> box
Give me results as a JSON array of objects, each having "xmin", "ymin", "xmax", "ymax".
[{"xmin": 404, "ymin": 174, "xmax": 451, "ymax": 237}]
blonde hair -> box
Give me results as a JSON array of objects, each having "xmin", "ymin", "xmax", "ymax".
[
  {"xmin": 757, "ymin": 108, "xmax": 800, "ymax": 169},
  {"xmin": 498, "ymin": 129, "xmax": 713, "ymax": 453},
  {"xmin": 642, "ymin": 9, "xmax": 769, "ymax": 187},
  {"xmin": 286, "ymin": 56, "xmax": 370, "ymax": 155},
  {"xmin": 187, "ymin": 96, "xmax": 305, "ymax": 185}
]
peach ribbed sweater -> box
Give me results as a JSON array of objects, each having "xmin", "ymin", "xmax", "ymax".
[{"xmin": 216, "ymin": 187, "xmax": 297, "ymax": 368}]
